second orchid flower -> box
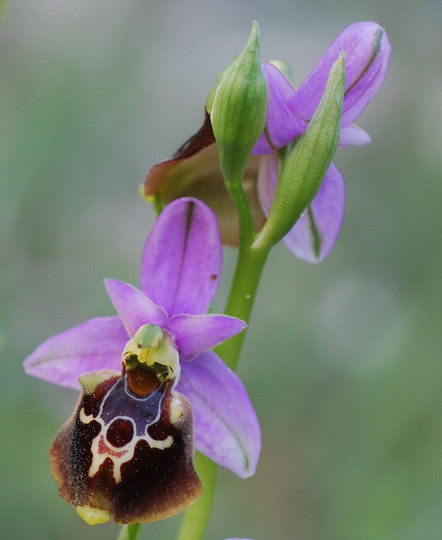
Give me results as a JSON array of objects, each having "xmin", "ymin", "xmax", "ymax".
[{"xmin": 144, "ymin": 21, "xmax": 391, "ymax": 262}]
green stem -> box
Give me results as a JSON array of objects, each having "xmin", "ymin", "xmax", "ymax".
[
  {"xmin": 176, "ymin": 171, "xmax": 272, "ymax": 540},
  {"xmin": 226, "ymin": 175, "xmax": 256, "ymax": 247},
  {"xmin": 117, "ymin": 523, "xmax": 141, "ymax": 540},
  {"xmin": 217, "ymin": 172, "xmax": 271, "ymax": 369},
  {"xmin": 216, "ymin": 239, "xmax": 270, "ymax": 369},
  {"xmin": 177, "ymin": 453, "xmax": 218, "ymax": 540}
]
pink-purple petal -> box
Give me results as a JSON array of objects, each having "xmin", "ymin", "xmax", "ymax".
[
  {"xmin": 177, "ymin": 352, "xmax": 261, "ymax": 478},
  {"xmin": 339, "ymin": 124, "xmax": 371, "ymax": 147},
  {"xmin": 23, "ymin": 316, "xmax": 126, "ymax": 389},
  {"xmin": 288, "ymin": 21, "xmax": 391, "ymax": 126},
  {"xmin": 104, "ymin": 279, "xmax": 168, "ymax": 336},
  {"xmin": 257, "ymin": 151, "xmax": 279, "ymax": 216},
  {"xmin": 283, "ymin": 162, "xmax": 345, "ymax": 263},
  {"xmin": 169, "ymin": 314, "xmax": 247, "ymax": 360},
  {"xmin": 253, "ymin": 62, "xmax": 306, "ymax": 155},
  {"xmin": 140, "ymin": 198, "xmax": 222, "ymax": 317}
]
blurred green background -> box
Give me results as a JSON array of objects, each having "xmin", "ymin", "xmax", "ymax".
[{"xmin": 1, "ymin": 1, "xmax": 441, "ymax": 539}]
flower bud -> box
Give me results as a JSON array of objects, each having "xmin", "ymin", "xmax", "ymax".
[
  {"xmin": 207, "ymin": 21, "xmax": 268, "ymax": 185},
  {"xmin": 256, "ymin": 53, "xmax": 345, "ymax": 249}
]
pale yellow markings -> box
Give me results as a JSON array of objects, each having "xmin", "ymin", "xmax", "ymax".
[
  {"xmin": 79, "ymin": 408, "xmax": 94, "ymax": 424},
  {"xmin": 86, "ymin": 415, "xmax": 174, "ymax": 484},
  {"xmin": 169, "ymin": 397, "xmax": 183, "ymax": 425},
  {"xmin": 88, "ymin": 429, "xmax": 137, "ymax": 483},
  {"xmin": 75, "ymin": 505, "xmax": 111, "ymax": 525},
  {"xmin": 145, "ymin": 432, "xmax": 173, "ymax": 450}
]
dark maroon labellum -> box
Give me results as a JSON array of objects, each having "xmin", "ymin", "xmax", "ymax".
[{"xmin": 50, "ymin": 367, "xmax": 202, "ymax": 524}]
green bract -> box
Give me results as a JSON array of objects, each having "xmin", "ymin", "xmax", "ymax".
[
  {"xmin": 256, "ymin": 53, "xmax": 346, "ymax": 249},
  {"xmin": 207, "ymin": 21, "xmax": 268, "ymax": 185}
]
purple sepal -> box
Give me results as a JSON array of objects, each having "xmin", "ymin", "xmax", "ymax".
[
  {"xmin": 140, "ymin": 198, "xmax": 222, "ymax": 317},
  {"xmin": 288, "ymin": 21, "xmax": 391, "ymax": 125},
  {"xmin": 339, "ymin": 124, "xmax": 371, "ymax": 147},
  {"xmin": 283, "ymin": 163, "xmax": 345, "ymax": 263},
  {"xmin": 253, "ymin": 62, "xmax": 306, "ymax": 155},
  {"xmin": 23, "ymin": 316, "xmax": 127, "ymax": 389},
  {"xmin": 177, "ymin": 351, "xmax": 261, "ymax": 478},
  {"xmin": 257, "ymin": 152, "xmax": 279, "ymax": 216}
]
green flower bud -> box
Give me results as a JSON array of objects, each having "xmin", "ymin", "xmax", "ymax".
[
  {"xmin": 256, "ymin": 53, "xmax": 345, "ymax": 249},
  {"xmin": 207, "ymin": 21, "xmax": 268, "ymax": 185}
]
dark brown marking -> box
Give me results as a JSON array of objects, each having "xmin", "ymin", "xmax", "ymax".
[
  {"xmin": 127, "ymin": 367, "xmax": 160, "ymax": 397},
  {"xmin": 106, "ymin": 419, "xmax": 134, "ymax": 448}
]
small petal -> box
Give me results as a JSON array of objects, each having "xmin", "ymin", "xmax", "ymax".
[
  {"xmin": 253, "ymin": 62, "xmax": 306, "ymax": 155},
  {"xmin": 283, "ymin": 162, "xmax": 345, "ymax": 263},
  {"xmin": 140, "ymin": 198, "xmax": 222, "ymax": 316},
  {"xmin": 339, "ymin": 124, "xmax": 371, "ymax": 147},
  {"xmin": 23, "ymin": 316, "xmax": 127, "ymax": 389},
  {"xmin": 104, "ymin": 279, "xmax": 168, "ymax": 336},
  {"xmin": 288, "ymin": 22, "xmax": 391, "ymax": 125},
  {"xmin": 169, "ymin": 314, "xmax": 247, "ymax": 360},
  {"xmin": 177, "ymin": 352, "xmax": 261, "ymax": 478}
]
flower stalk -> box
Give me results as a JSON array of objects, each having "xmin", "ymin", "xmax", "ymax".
[
  {"xmin": 177, "ymin": 453, "xmax": 218, "ymax": 540},
  {"xmin": 117, "ymin": 523, "xmax": 141, "ymax": 540},
  {"xmin": 175, "ymin": 208, "xmax": 271, "ymax": 540}
]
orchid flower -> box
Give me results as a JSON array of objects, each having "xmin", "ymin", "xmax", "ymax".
[
  {"xmin": 144, "ymin": 21, "xmax": 391, "ymax": 262},
  {"xmin": 24, "ymin": 197, "xmax": 260, "ymax": 524}
]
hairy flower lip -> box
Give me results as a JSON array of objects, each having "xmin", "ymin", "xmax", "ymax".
[{"xmin": 50, "ymin": 369, "xmax": 202, "ymax": 524}]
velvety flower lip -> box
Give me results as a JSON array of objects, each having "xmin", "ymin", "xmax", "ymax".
[{"xmin": 24, "ymin": 197, "xmax": 260, "ymax": 478}]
